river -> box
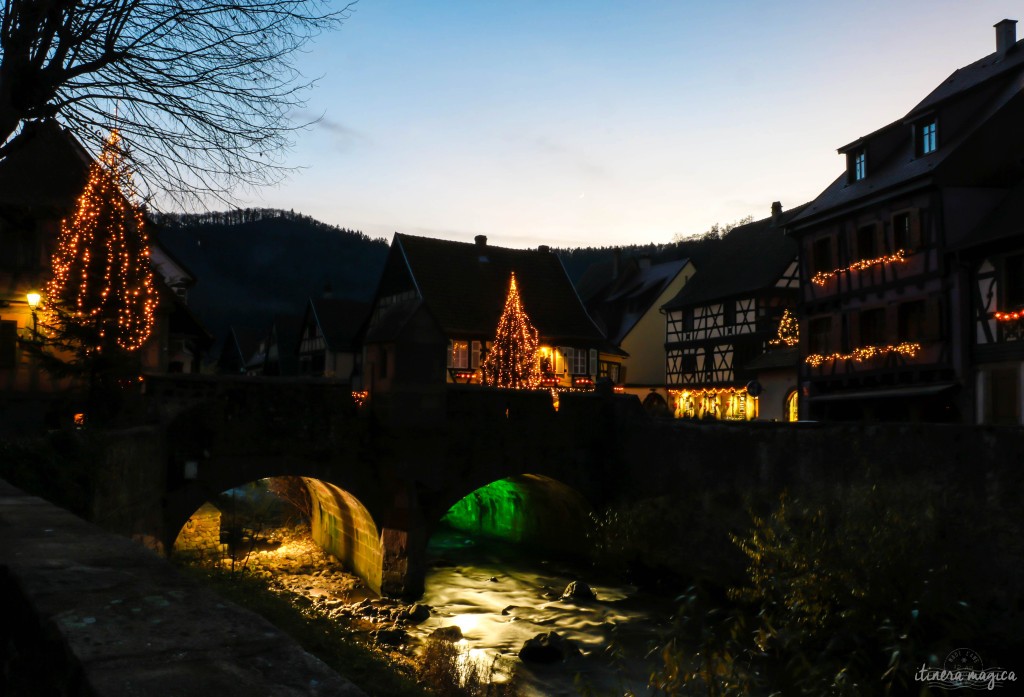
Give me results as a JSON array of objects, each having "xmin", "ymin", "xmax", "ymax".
[{"xmin": 411, "ymin": 528, "xmax": 678, "ymax": 696}]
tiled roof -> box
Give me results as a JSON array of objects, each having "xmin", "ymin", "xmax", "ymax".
[
  {"xmin": 662, "ymin": 206, "xmax": 806, "ymax": 310},
  {"xmin": 792, "ymin": 38, "xmax": 1024, "ymax": 228},
  {"xmin": 909, "ymin": 37, "xmax": 1024, "ymax": 117},
  {"xmin": 587, "ymin": 258, "xmax": 690, "ymax": 345},
  {"xmin": 0, "ymin": 120, "xmax": 91, "ymax": 209},
  {"xmin": 394, "ymin": 234, "xmax": 608, "ymax": 346},
  {"xmin": 312, "ymin": 297, "xmax": 371, "ymax": 352}
]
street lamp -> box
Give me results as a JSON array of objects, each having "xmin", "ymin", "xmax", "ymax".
[{"xmin": 25, "ymin": 291, "xmax": 40, "ymax": 338}]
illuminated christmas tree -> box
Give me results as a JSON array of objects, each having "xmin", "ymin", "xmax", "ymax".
[
  {"xmin": 29, "ymin": 129, "xmax": 158, "ymax": 422},
  {"xmin": 482, "ymin": 272, "xmax": 541, "ymax": 389},
  {"xmin": 44, "ymin": 129, "xmax": 158, "ymax": 355}
]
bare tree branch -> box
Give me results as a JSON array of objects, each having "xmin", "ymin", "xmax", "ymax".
[{"xmin": 0, "ymin": 0, "xmax": 353, "ymax": 207}]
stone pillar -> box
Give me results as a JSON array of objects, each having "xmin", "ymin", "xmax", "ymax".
[{"xmin": 379, "ymin": 527, "xmax": 426, "ymax": 599}]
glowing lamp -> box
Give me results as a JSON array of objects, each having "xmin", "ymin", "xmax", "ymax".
[{"xmin": 26, "ymin": 292, "xmax": 41, "ymax": 309}]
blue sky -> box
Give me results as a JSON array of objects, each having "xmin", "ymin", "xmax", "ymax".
[{"xmin": 239, "ymin": 1, "xmax": 1024, "ymax": 248}]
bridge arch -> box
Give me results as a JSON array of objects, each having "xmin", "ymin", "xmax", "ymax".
[
  {"xmin": 167, "ymin": 475, "xmax": 385, "ymax": 593},
  {"xmin": 430, "ymin": 474, "xmax": 593, "ymax": 557}
]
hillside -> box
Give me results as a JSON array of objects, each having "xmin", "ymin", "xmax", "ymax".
[{"xmin": 154, "ymin": 209, "xmax": 390, "ymax": 341}]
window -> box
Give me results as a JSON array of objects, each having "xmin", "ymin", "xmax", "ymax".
[
  {"xmin": 811, "ymin": 237, "xmax": 834, "ymax": 274},
  {"xmin": 859, "ymin": 308, "xmax": 887, "ymax": 346},
  {"xmin": 893, "ymin": 212, "xmax": 920, "ymax": 251},
  {"xmin": 572, "ymin": 348, "xmax": 587, "ymax": 375},
  {"xmin": 856, "ymin": 224, "xmax": 878, "ymax": 260},
  {"xmin": 0, "ymin": 320, "xmax": 15, "ymax": 370},
  {"xmin": 785, "ymin": 390, "xmax": 799, "ymax": 422},
  {"xmin": 849, "ymin": 149, "xmax": 866, "ymax": 182},
  {"xmin": 917, "ymin": 119, "xmax": 937, "ymax": 156},
  {"xmin": 599, "ymin": 361, "xmax": 621, "ymax": 383},
  {"xmin": 1004, "ymin": 254, "xmax": 1024, "ymax": 309},
  {"xmin": 449, "ymin": 340, "xmax": 469, "ymax": 369},
  {"xmin": 808, "ymin": 317, "xmax": 832, "ymax": 355},
  {"xmin": 898, "ymin": 300, "xmax": 928, "ymax": 341}
]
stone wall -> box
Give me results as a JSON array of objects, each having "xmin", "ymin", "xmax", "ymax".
[
  {"xmin": 306, "ymin": 479, "xmax": 384, "ymax": 594},
  {"xmin": 171, "ymin": 502, "xmax": 224, "ymax": 558},
  {"xmin": 0, "ymin": 478, "xmax": 365, "ymax": 697}
]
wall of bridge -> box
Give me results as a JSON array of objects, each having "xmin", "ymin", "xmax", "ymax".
[{"xmin": 6, "ymin": 375, "xmax": 1022, "ymax": 599}]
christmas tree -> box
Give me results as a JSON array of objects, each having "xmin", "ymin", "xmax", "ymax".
[
  {"xmin": 482, "ymin": 272, "xmax": 541, "ymax": 389},
  {"xmin": 30, "ymin": 129, "xmax": 158, "ymax": 421},
  {"xmin": 44, "ymin": 129, "xmax": 158, "ymax": 355}
]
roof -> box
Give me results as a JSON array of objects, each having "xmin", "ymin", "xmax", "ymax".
[
  {"xmin": 909, "ymin": 35, "xmax": 1024, "ymax": 117},
  {"xmin": 390, "ymin": 234, "xmax": 609, "ymax": 347},
  {"xmin": 586, "ymin": 257, "xmax": 690, "ymax": 345},
  {"xmin": 792, "ymin": 35, "xmax": 1024, "ymax": 228},
  {"xmin": 310, "ymin": 297, "xmax": 371, "ymax": 352},
  {"xmin": 662, "ymin": 206, "xmax": 806, "ymax": 310},
  {"xmin": 0, "ymin": 120, "xmax": 91, "ymax": 209}
]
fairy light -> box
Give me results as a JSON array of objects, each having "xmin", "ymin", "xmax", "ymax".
[
  {"xmin": 351, "ymin": 391, "xmax": 369, "ymax": 408},
  {"xmin": 481, "ymin": 272, "xmax": 541, "ymax": 389},
  {"xmin": 994, "ymin": 310, "xmax": 1024, "ymax": 322},
  {"xmin": 44, "ymin": 129, "xmax": 157, "ymax": 353},
  {"xmin": 805, "ymin": 342, "xmax": 922, "ymax": 367},
  {"xmin": 769, "ymin": 309, "xmax": 799, "ymax": 347},
  {"xmin": 811, "ymin": 250, "xmax": 907, "ymax": 286}
]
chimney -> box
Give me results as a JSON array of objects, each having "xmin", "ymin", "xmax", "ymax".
[
  {"xmin": 771, "ymin": 201, "xmax": 783, "ymax": 225},
  {"xmin": 538, "ymin": 244, "xmax": 550, "ymax": 253},
  {"xmin": 996, "ymin": 19, "xmax": 1017, "ymax": 56},
  {"xmin": 475, "ymin": 234, "xmax": 488, "ymax": 262}
]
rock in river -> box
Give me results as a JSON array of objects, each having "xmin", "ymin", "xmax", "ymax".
[
  {"xmin": 518, "ymin": 632, "xmax": 581, "ymax": 663},
  {"xmin": 560, "ymin": 580, "xmax": 596, "ymax": 601}
]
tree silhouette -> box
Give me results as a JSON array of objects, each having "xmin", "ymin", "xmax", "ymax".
[
  {"xmin": 0, "ymin": 1, "xmax": 352, "ymax": 205},
  {"xmin": 482, "ymin": 273, "xmax": 541, "ymax": 389}
]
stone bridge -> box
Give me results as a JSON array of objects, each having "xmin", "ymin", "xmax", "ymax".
[{"xmin": 103, "ymin": 375, "xmax": 1024, "ymax": 598}]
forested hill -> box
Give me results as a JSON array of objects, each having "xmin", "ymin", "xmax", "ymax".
[{"xmin": 153, "ymin": 208, "xmax": 390, "ymax": 341}]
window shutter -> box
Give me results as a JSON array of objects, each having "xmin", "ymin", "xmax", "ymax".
[
  {"xmin": 589, "ymin": 349, "xmax": 597, "ymax": 377},
  {"xmin": 471, "ymin": 341, "xmax": 481, "ymax": 369},
  {"xmin": 910, "ymin": 210, "xmax": 922, "ymax": 249},
  {"xmin": 446, "ymin": 340, "xmax": 453, "ymax": 368}
]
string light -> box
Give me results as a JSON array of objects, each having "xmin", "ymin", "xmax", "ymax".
[
  {"xmin": 805, "ymin": 342, "xmax": 921, "ymax": 367},
  {"xmin": 769, "ymin": 309, "xmax": 799, "ymax": 346},
  {"xmin": 351, "ymin": 391, "xmax": 369, "ymax": 408},
  {"xmin": 811, "ymin": 250, "xmax": 907, "ymax": 286},
  {"xmin": 994, "ymin": 310, "xmax": 1024, "ymax": 322},
  {"xmin": 44, "ymin": 129, "xmax": 157, "ymax": 353},
  {"xmin": 481, "ymin": 272, "xmax": 541, "ymax": 389}
]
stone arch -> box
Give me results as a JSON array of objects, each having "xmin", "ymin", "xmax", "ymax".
[
  {"xmin": 433, "ymin": 474, "xmax": 593, "ymax": 555},
  {"xmin": 642, "ymin": 392, "xmax": 669, "ymax": 417},
  {"xmin": 167, "ymin": 476, "xmax": 385, "ymax": 594}
]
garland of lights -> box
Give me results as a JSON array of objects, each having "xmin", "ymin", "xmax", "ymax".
[
  {"xmin": 805, "ymin": 342, "xmax": 921, "ymax": 367},
  {"xmin": 994, "ymin": 310, "xmax": 1024, "ymax": 322},
  {"xmin": 811, "ymin": 250, "xmax": 907, "ymax": 286},
  {"xmin": 769, "ymin": 309, "xmax": 799, "ymax": 346},
  {"xmin": 481, "ymin": 272, "xmax": 541, "ymax": 389},
  {"xmin": 45, "ymin": 129, "xmax": 157, "ymax": 353}
]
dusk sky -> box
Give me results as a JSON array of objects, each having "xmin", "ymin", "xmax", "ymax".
[{"xmin": 239, "ymin": 1, "xmax": 1024, "ymax": 249}]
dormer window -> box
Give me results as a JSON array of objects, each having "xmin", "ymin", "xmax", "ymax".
[
  {"xmin": 917, "ymin": 118, "xmax": 937, "ymax": 156},
  {"xmin": 849, "ymin": 149, "xmax": 867, "ymax": 182}
]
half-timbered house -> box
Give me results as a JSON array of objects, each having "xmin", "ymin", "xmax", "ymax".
[
  {"xmin": 663, "ymin": 202, "xmax": 806, "ymax": 421},
  {"xmin": 787, "ymin": 19, "xmax": 1024, "ymax": 422},
  {"xmin": 955, "ymin": 180, "xmax": 1024, "ymax": 425},
  {"xmin": 363, "ymin": 234, "xmax": 611, "ymax": 396}
]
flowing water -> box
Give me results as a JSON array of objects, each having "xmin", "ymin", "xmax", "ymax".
[{"xmin": 411, "ymin": 529, "xmax": 678, "ymax": 696}]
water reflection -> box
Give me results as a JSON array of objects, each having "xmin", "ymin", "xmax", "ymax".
[{"xmin": 413, "ymin": 529, "xmax": 675, "ymax": 696}]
